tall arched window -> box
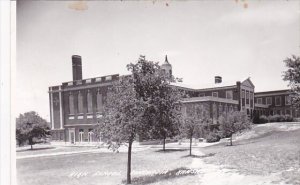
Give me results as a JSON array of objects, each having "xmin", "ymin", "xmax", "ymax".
[
  {"xmin": 97, "ymin": 90, "xmax": 103, "ymax": 112},
  {"xmin": 87, "ymin": 90, "xmax": 93, "ymax": 113},
  {"xmin": 69, "ymin": 92, "xmax": 74, "ymax": 114},
  {"xmin": 78, "ymin": 91, "xmax": 83, "ymax": 113}
]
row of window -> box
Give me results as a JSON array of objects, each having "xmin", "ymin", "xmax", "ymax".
[
  {"xmin": 199, "ymin": 90, "xmax": 234, "ymax": 99},
  {"xmin": 256, "ymin": 96, "xmax": 291, "ymax": 106},
  {"xmin": 68, "ymin": 91, "xmax": 103, "ymax": 114},
  {"xmin": 79, "ymin": 129, "xmax": 94, "ymax": 142},
  {"xmin": 256, "ymin": 109, "xmax": 293, "ymax": 116}
]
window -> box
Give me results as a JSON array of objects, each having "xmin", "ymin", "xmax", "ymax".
[
  {"xmin": 97, "ymin": 91, "xmax": 103, "ymax": 112},
  {"xmin": 285, "ymin": 96, "xmax": 291, "ymax": 105},
  {"xmin": 78, "ymin": 92, "xmax": 84, "ymax": 113},
  {"xmin": 242, "ymin": 90, "xmax": 245, "ymax": 98},
  {"xmin": 199, "ymin": 93, "xmax": 205, "ymax": 97},
  {"xmin": 257, "ymin": 98, "xmax": 262, "ymax": 104},
  {"xmin": 212, "ymin": 92, "xmax": 218, "ymax": 97},
  {"xmin": 285, "ymin": 109, "xmax": 291, "ymax": 115},
  {"xmin": 88, "ymin": 129, "xmax": 93, "ymax": 142},
  {"xmin": 87, "ymin": 90, "xmax": 93, "ymax": 113},
  {"xmin": 266, "ymin": 97, "xmax": 272, "ymax": 105},
  {"xmin": 79, "ymin": 129, "xmax": 84, "ymax": 142},
  {"xmin": 69, "ymin": 92, "xmax": 74, "ymax": 114},
  {"xmin": 226, "ymin": 90, "xmax": 233, "ymax": 99},
  {"xmin": 105, "ymin": 76, "xmax": 112, "ymax": 81},
  {"xmin": 275, "ymin": 96, "xmax": 281, "ymax": 106},
  {"xmin": 250, "ymin": 92, "xmax": 254, "ymax": 100},
  {"xmin": 219, "ymin": 104, "xmax": 223, "ymax": 113},
  {"xmin": 246, "ymin": 91, "xmax": 249, "ymax": 104}
]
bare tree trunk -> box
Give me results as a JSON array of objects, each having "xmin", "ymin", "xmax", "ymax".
[
  {"xmin": 189, "ymin": 137, "xmax": 192, "ymax": 156},
  {"xmin": 127, "ymin": 141, "xmax": 133, "ymax": 184},
  {"xmin": 29, "ymin": 138, "xmax": 33, "ymax": 150},
  {"xmin": 230, "ymin": 135, "xmax": 233, "ymax": 146}
]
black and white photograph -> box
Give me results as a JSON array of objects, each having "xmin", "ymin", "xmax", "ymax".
[{"xmin": 1, "ymin": 0, "xmax": 300, "ymax": 185}]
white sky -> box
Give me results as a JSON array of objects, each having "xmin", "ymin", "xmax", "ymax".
[{"xmin": 17, "ymin": 0, "xmax": 300, "ymax": 121}]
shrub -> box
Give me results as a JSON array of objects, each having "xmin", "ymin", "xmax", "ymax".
[
  {"xmin": 284, "ymin": 115, "xmax": 294, "ymax": 122},
  {"xmin": 258, "ymin": 115, "xmax": 269, "ymax": 124},
  {"xmin": 293, "ymin": 117, "xmax": 300, "ymax": 122},
  {"xmin": 268, "ymin": 114, "xmax": 294, "ymax": 123},
  {"xmin": 206, "ymin": 132, "xmax": 221, "ymax": 143}
]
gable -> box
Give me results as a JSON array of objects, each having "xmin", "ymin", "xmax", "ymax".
[{"xmin": 241, "ymin": 78, "xmax": 255, "ymax": 88}]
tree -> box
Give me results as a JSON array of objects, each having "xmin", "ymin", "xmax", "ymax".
[
  {"xmin": 218, "ymin": 111, "xmax": 251, "ymax": 146},
  {"xmin": 127, "ymin": 56, "xmax": 183, "ymax": 151},
  {"xmin": 283, "ymin": 55, "xmax": 300, "ymax": 108},
  {"xmin": 97, "ymin": 75, "xmax": 149, "ymax": 184},
  {"xmin": 181, "ymin": 104, "xmax": 210, "ymax": 156},
  {"xmin": 16, "ymin": 111, "xmax": 50, "ymax": 149},
  {"xmin": 98, "ymin": 55, "xmax": 184, "ymax": 184}
]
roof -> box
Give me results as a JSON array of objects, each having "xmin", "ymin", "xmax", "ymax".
[
  {"xmin": 170, "ymin": 77, "xmax": 254, "ymax": 91},
  {"xmin": 170, "ymin": 80, "xmax": 237, "ymax": 91}
]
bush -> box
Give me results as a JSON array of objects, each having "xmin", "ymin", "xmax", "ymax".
[
  {"xmin": 293, "ymin": 117, "xmax": 300, "ymax": 122},
  {"xmin": 258, "ymin": 115, "xmax": 269, "ymax": 124},
  {"xmin": 206, "ymin": 132, "xmax": 221, "ymax": 143},
  {"xmin": 284, "ymin": 115, "xmax": 294, "ymax": 122},
  {"xmin": 268, "ymin": 114, "xmax": 294, "ymax": 123}
]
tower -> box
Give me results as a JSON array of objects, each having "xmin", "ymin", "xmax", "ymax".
[{"xmin": 161, "ymin": 55, "xmax": 172, "ymax": 78}]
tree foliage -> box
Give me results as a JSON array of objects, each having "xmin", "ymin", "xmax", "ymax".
[
  {"xmin": 181, "ymin": 104, "xmax": 210, "ymax": 155},
  {"xmin": 97, "ymin": 75, "xmax": 148, "ymax": 184},
  {"xmin": 97, "ymin": 55, "xmax": 183, "ymax": 184},
  {"xmin": 218, "ymin": 111, "xmax": 251, "ymax": 146},
  {"xmin": 127, "ymin": 56, "xmax": 183, "ymax": 151},
  {"xmin": 283, "ymin": 55, "xmax": 300, "ymax": 108},
  {"xmin": 16, "ymin": 111, "xmax": 50, "ymax": 149}
]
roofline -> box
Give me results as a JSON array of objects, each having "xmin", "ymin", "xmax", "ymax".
[
  {"xmin": 170, "ymin": 84, "xmax": 237, "ymax": 91},
  {"xmin": 255, "ymin": 89, "xmax": 290, "ymax": 94}
]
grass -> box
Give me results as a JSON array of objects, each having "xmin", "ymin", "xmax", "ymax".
[
  {"xmin": 17, "ymin": 148, "xmax": 194, "ymax": 185},
  {"xmin": 201, "ymin": 126, "xmax": 300, "ymax": 185},
  {"xmin": 17, "ymin": 123, "xmax": 300, "ymax": 185}
]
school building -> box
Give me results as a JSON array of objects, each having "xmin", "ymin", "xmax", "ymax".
[{"xmin": 48, "ymin": 55, "xmax": 299, "ymax": 143}]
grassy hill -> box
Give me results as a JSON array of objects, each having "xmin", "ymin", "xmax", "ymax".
[{"xmin": 201, "ymin": 122, "xmax": 300, "ymax": 185}]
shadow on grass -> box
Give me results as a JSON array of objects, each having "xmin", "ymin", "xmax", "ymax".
[
  {"xmin": 181, "ymin": 153, "xmax": 215, "ymax": 159},
  {"xmin": 155, "ymin": 148, "xmax": 188, "ymax": 153},
  {"xmin": 17, "ymin": 147, "xmax": 56, "ymax": 152},
  {"xmin": 122, "ymin": 167, "xmax": 199, "ymax": 185}
]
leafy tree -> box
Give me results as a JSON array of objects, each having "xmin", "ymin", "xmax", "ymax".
[
  {"xmin": 97, "ymin": 75, "xmax": 149, "ymax": 184},
  {"xmin": 181, "ymin": 104, "xmax": 210, "ymax": 156},
  {"xmin": 283, "ymin": 55, "xmax": 300, "ymax": 108},
  {"xmin": 16, "ymin": 111, "xmax": 50, "ymax": 149},
  {"xmin": 218, "ymin": 111, "xmax": 251, "ymax": 146},
  {"xmin": 127, "ymin": 56, "xmax": 183, "ymax": 151}
]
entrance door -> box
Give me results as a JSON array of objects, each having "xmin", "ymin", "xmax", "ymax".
[
  {"xmin": 69, "ymin": 128, "xmax": 75, "ymax": 144},
  {"xmin": 70, "ymin": 132, "xmax": 75, "ymax": 144}
]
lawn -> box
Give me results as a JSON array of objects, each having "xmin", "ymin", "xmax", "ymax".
[
  {"xmin": 17, "ymin": 122, "xmax": 300, "ymax": 185},
  {"xmin": 201, "ymin": 123, "xmax": 300, "ymax": 185},
  {"xmin": 17, "ymin": 148, "xmax": 195, "ymax": 185}
]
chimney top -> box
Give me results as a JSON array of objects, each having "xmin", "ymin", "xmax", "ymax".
[{"xmin": 215, "ymin": 76, "xmax": 222, "ymax": 84}]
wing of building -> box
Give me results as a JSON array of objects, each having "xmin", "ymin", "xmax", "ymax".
[{"xmin": 48, "ymin": 55, "xmax": 299, "ymax": 144}]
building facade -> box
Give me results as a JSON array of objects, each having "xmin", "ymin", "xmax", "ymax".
[{"xmin": 49, "ymin": 55, "xmax": 299, "ymax": 143}]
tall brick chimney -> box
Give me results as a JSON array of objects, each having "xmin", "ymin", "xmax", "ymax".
[
  {"xmin": 72, "ymin": 55, "xmax": 82, "ymax": 81},
  {"xmin": 215, "ymin": 76, "xmax": 222, "ymax": 84}
]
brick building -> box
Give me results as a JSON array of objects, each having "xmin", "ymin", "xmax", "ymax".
[{"xmin": 49, "ymin": 55, "xmax": 299, "ymax": 143}]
